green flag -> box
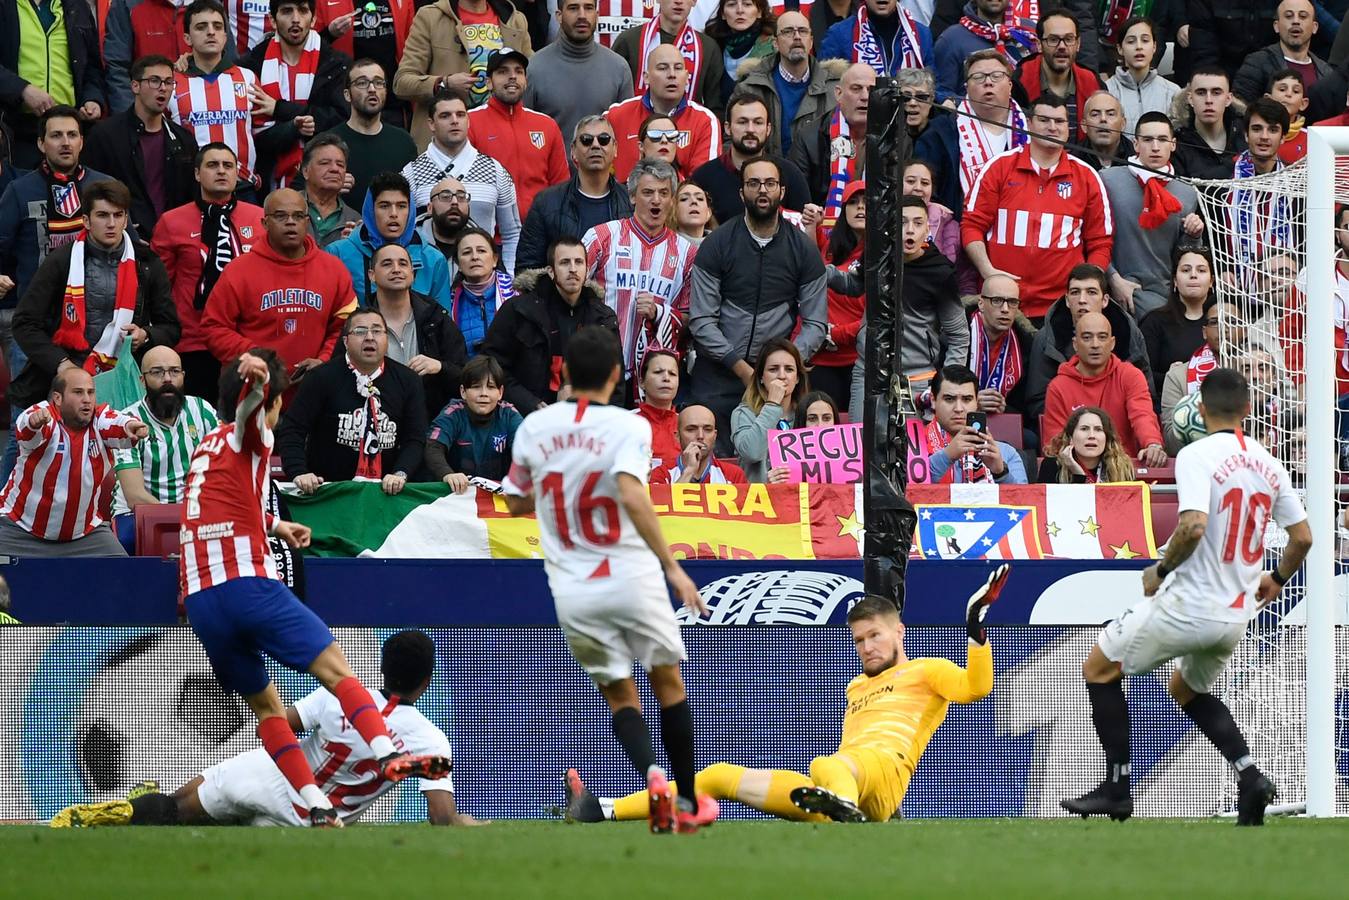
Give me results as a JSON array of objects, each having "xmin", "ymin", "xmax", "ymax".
[{"xmin": 93, "ymin": 336, "xmax": 146, "ymax": 411}]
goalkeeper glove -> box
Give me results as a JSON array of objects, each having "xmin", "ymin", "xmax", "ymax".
[{"xmin": 965, "ymin": 564, "xmax": 1010, "ymax": 645}]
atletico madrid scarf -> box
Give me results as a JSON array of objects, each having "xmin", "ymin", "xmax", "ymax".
[
  {"xmin": 1128, "ymin": 156, "xmax": 1182, "ymax": 229},
  {"xmin": 969, "ymin": 313, "xmax": 1022, "ymax": 396},
  {"xmin": 1185, "ymin": 342, "xmax": 1217, "ymax": 394},
  {"xmin": 822, "ymin": 108, "xmax": 857, "ymax": 231},
  {"xmin": 958, "ymin": 12, "xmax": 1037, "ymax": 64},
  {"xmin": 195, "ymin": 198, "xmax": 241, "ymax": 309},
  {"xmin": 925, "ymin": 419, "xmax": 993, "ymax": 484},
  {"xmin": 1231, "ymin": 151, "xmax": 1292, "ymax": 275},
  {"xmin": 347, "ymin": 354, "xmax": 385, "ymax": 480},
  {"xmin": 52, "ymin": 231, "xmax": 140, "ymax": 374},
  {"xmin": 40, "ymin": 162, "xmax": 88, "ymax": 250},
  {"xmin": 636, "ymin": 16, "xmax": 701, "ymax": 97},
  {"xmin": 257, "ymin": 29, "xmax": 321, "ymax": 190},
  {"xmin": 850, "ymin": 5, "xmax": 924, "ymax": 75},
  {"xmin": 955, "ymin": 99, "xmax": 1028, "ymax": 196}
]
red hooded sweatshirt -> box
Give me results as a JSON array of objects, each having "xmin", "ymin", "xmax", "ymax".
[
  {"xmin": 1043, "ymin": 354, "xmax": 1163, "ymax": 458},
  {"xmin": 200, "ymin": 234, "xmax": 357, "ymax": 368}
]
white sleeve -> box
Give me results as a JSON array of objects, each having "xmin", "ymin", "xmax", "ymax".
[
  {"xmin": 501, "ymin": 418, "xmax": 535, "ymax": 497},
  {"xmin": 417, "ymin": 728, "xmax": 455, "ymax": 794},
  {"xmin": 611, "ymin": 417, "xmax": 653, "ymax": 483},
  {"xmin": 1272, "ymin": 461, "xmax": 1309, "ymax": 528},
  {"xmin": 1174, "ymin": 444, "xmax": 1210, "ymax": 514},
  {"xmin": 291, "ymin": 688, "xmax": 331, "ymax": 733}
]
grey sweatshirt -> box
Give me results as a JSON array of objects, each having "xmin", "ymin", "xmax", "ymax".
[
  {"xmin": 521, "ymin": 38, "xmax": 634, "ymax": 145},
  {"xmin": 1101, "ymin": 164, "xmax": 1200, "ymax": 318}
]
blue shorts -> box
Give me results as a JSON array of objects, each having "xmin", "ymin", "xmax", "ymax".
[{"xmin": 184, "ymin": 576, "xmax": 334, "ymax": 697}]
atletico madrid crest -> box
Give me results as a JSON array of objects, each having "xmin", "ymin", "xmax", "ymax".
[
  {"xmin": 284, "ymin": 318, "xmax": 297, "ymax": 334},
  {"xmin": 1056, "ymin": 180, "xmax": 1073, "ymax": 199},
  {"xmin": 64, "ymin": 301, "xmax": 78, "ymax": 323},
  {"xmin": 240, "ymin": 226, "xmax": 253, "ymax": 239},
  {"xmin": 529, "ymin": 131, "xmax": 544, "ymax": 149}
]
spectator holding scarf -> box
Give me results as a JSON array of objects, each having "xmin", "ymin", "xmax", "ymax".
[
  {"xmin": 790, "ymin": 63, "xmax": 874, "ymax": 217},
  {"xmin": 932, "ymin": 0, "xmax": 1037, "ymax": 102},
  {"xmin": 818, "ymin": 0, "xmax": 932, "ymax": 77}
]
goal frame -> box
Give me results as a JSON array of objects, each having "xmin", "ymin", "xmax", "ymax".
[{"xmin": 1303, "ymin": 126, "xmax": 1340, "ymax": 817}]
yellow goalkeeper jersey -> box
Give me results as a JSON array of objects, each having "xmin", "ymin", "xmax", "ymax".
[{"xmin": 838, "ymin": 641, "xmax": 993, "ymax": 773}]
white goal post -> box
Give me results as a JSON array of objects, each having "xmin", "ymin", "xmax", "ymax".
[{"xmin": 1303, "ymin": 126, "xmax": 1340, "ymax": 818}]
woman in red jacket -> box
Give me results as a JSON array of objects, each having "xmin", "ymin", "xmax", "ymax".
[
  {"xmin": 635, "ymin": 348, "xmax": 681, "ymax": 470},
  {"xmin": 810, "ymin": 179, "xmax": 866, "ymax": 412}
]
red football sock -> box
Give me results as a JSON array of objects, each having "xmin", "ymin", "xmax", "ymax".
[
  {"xmin": 333, "ymin": 676, "xmax": 396, "ymax": 758},
  {"xmin": 257, "ymin": 715, "xmax": 323, "ymax": 802}
]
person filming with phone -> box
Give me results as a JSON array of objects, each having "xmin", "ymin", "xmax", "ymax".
[{"xmin": 923, "ymin": 365, "xmax": 1027, "ymax": 484}]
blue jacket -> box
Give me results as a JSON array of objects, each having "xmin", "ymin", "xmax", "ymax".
[
  {"xmin": 427, "ymin": 399, "xmax": 523, "ymax": 482},
  {"xmin": 328, "ymin": 189, "xmax": 455, "ymax": 311},
  {"xmin": 913, "ymin": 112, "xmax": 963, "ymax": 216},
  {"xmin": 818, "ymin": 12, "xmax": 933, "ymax": 76},
  {"xmin": 932, "ymin": 3, "xmax": 1037, "ymax": 102},
  {"xmin": 0, "ymin": 166, "xmax": 112, "ymax": 309}
]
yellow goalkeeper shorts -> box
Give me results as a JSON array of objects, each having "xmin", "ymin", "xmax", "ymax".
[{"xmin": 847, "ymin": 747, "xmax": 912, "ymax": 822}]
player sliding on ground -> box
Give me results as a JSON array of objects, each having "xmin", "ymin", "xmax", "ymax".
[
  {"xmin": 502, "ymin": 326, "xmax": 716, "ymax": 835},
  {"xmin": 564, "ymin": 565, "xmax": 1009, "ymax": 824},
  {"xmin": 175, "ymin": 351, "xmax": 447, "ymax": 828},
  {"xmin": 1061, "ymin": 368, "xmax": 1312, "ymax": 826},
  {"xmin": 50, "ymin": 631, "xmax": 479, "ymax": 828}
]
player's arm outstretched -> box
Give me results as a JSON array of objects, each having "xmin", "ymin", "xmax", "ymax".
[
  {"xmin": 615, "ymin": 472, "xmax": 707, "ymax": 617},
  {"xmin": 925, "ymin": 564, "xmax": 1011, "ymax": 703},
  {"xmin": 1142, "ymin": 510, "xmax": 1208, "ymax": 596},
  {"xmin": 1257, "ymin": 518, "xmax": 1313, "ymax": 608},
  {"xmin": 426, "ymin": 789, "xmax": 486, "ymax": 827}
]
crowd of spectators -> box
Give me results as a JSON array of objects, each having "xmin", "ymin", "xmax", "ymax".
[{"xmin": 0, "ymin": 0, "xmax": 1340, "ymax": 557}]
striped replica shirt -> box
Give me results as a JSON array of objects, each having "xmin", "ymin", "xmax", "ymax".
[
  {"xmin": 0, "ymin": 402, "xmax": 140, "ymax": 541},
  {"xmin": 582, "ymin": 217, "xmax": 695, "ymax": 378},
  {"xmin": 170, "ymin": 67, "xmax": 260, "ymax": 186},
  {"xmin": 226, "ymin": 0, "xmax": 272, "ymax": 56},
  {"xmin": 960, "ymin": 146, "xmax": 1113, "ymax": 318},
  {"xmin": 180, "ymin": 375, "xmax": 279, "ymax": 596},
  {"xmin": 402, "ymin": 141, "xmax": 522, "ymax": 272},
  {"xmin": 113, "ymin": 396, "xmax": 220, "ymax": 515}
]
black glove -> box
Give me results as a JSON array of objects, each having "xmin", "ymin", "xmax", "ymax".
[{"xmin": 965, "ymin": 564, "xmax": 1010, "ymax": 645}]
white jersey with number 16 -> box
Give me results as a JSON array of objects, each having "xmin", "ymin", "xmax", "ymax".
[
  {"xmin": 1169, "ymin": 430, "xmax": 1306, "ymax": 623},
  {"xmin": 502, "ymin": 399, "xmax": 662, "ymax": 593}
]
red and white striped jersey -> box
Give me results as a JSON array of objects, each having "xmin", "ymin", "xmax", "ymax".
[
  {"xmin": 960, "ymin": 146, "xmax": 1113, "ymax": 318},
  {"xmin": 180, "ymin": 376, "xmax": 279, "ymax": 596},
  {"xmin": 0, "ymin": 402, "xmax": 139, "ymax": 541},
  {"xmin": 595, "ymin": 0, "xmax": 655, "ymax": 47},
  {"xmin": 582, "ymin": 218, "xmax": 696, "ymax": 377},
  {"xmin": 226, "ymin": 0, "xmax": 273, "ymax": 56},
  {"xmin": 170, "ymin": 68, "xmax": 260, "ymax": 186}
]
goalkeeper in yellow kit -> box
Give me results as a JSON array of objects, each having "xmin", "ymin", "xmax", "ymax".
[{"xmin": 564, "ymin": 565, "xmax": 1008, "ymax": 825}]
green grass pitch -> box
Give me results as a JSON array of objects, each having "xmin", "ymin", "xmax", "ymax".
[{"xmin": 4, "ymin": 818, "xmax": 1348, "ymax": 899}]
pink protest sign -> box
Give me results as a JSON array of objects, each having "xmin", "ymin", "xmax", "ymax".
[{"xmin": 768, "ymin": 423, "xmax": 864, "ymax": 484}]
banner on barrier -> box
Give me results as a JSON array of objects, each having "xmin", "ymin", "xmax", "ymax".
[
  {"xmin": 909, "ymin": 483, "xmax": 1158, "ymax": 560},
  {"xmin": 284, "ymin": 482, "xmax": 867, "ymax": 560}
]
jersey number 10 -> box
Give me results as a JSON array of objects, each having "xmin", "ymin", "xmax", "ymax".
[
  {"xmin": 541, "ymin": 471, "xmax": 621, "ymax": 549},
  {"xmin": 1219, "ymin": 488, "xmax": 1272, "ymax": 565}
]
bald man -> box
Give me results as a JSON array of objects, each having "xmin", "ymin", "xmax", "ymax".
[
  {"xmin": 606, "ymin": 44, "xmax": 722, "ymax": 182},
  {"xmin": 418, "ymin": 176, "xmax": 474, "ymax": 268},
  {"xmin": 790, "ymin": 62, "xmax": 874, "ymax": 206},
  {"xmin": 969, "ymin": 273, "xmax": 1032, "ymax": 416},
  {"xmin": 1043, "ymin": 311, "xmax": 1166, "ymax": 465},
  {"xmin": 611, "ymin": 0, "xmax": 726, "ymax": 117},
  {"xmin": 113, "ymin": 346, "xmax": 222, "ymax": 550},
  {"xmin": 650, "ymin": 405, "xmax": 748, "ymax": 484},
  {"xmin": 200, "ymin": 188, "xmax": 357, "ymax": 378}
]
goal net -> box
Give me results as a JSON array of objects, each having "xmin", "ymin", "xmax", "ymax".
[{"xmin": 1190, "ymin": 133, "xmax": 1348, "ymax": 816}]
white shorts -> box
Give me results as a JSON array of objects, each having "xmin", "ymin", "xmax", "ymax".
[
  {"xmin": 197, "ymin": 748, "xmax": 304, "ymax": 827},
  {"xmin": 554, "ymin": 577, "xmax": 687, "ymax": 685},
  {"xmin": 1097, "ymin": 595, "xmax": 1247, "ymax": 693}
]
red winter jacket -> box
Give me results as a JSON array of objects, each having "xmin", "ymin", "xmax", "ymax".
[
  {"xmin": 151, "ymin": 200, "xmax": 266, "ymax": 354},
  {"xmin": 468, "ymin": 96, "xmax": 570, "ymax": 220},
  {"xmin": 636, "ymin": 402, "xmax": 680, "ymax": 470},
  {"xmin": 200, "ymin": 234, "xmax": 357, "ymax": 368},
  {"xmin": 813, "ymin": 244, "xmax": 864, "ymax": 369},
  {"xmin": 130, "ymin": 0, "xmax": 190, "ymax": 61},
  {"xmin": 1043, "ymin": 354, "xmax": 1163, "ymax": 458},
  {"xmin": 1016, "ymin": 56, "xmax": 1101, "ymax": 140}
]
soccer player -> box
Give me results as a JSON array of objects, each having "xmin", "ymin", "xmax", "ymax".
[
  {"xmin": 565, "ymin": 566, "xmax": 1008, "ymax": 824},
  {"xmin": 50, "ymin": 630, "xmax": 479, "ymax": 828},
  {"xmin": 177, "ymin": 350, "xmax": 449, "ymax": 827},
  {"xmin": 1061, "ymin": 368, "xmax": 1312, "ymax": 826},
  {"xmin": 502, "ymin": 326, "xmax": 715, "ymax": 834}
]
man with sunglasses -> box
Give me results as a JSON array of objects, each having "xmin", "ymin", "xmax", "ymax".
[
  {"xmin": 85, "ymin": 55, "xmax": 200, "ymax": 242},
  {"xmin": 1015, "ymin": 8, "xmax": 1100, "ymax": 141},
  {"xmin": 324, "ymin": 60, "xmax": 418, "ymax": 208},
  {"xmin": 518, "ymin": 116, "xmax": 633, "ymax": 272}
]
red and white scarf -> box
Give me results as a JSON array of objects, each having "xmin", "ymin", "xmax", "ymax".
[
  {"xmin": 635, "ymin": 16, "xmax": 701, "ymax": 97},
  {"xmin": 822, "ymin": 108, "xmax": 858, "ymax": 231},
  {"xmin": 969, "ymin": 313, "xmax": 1022, "ymax": 396},
  {"xmin": 1129, "ymin": 156, "xmax": 1182, "ymax": 229},
  {"xmin": 256, "ymin": 29, "xmax": 321, "ymax": 190},
  {"xmin": 52, "ymin": 231, "xmax": 140, "ymax": 375},
  {"xmin": 1185, "ymin": 342, "xmax": 1217, "ymax": 394},
  {"xmin": 956, "ymin": 99, "xmax": 1028, "ymax": 196},
  {"xmin": 850, "ymin": 5, "xmax": 924, "ymax": 75},
  {"xmin": 348, "ymin": 354, "xmax": 385, "ymax": 480},
  {"xmin": 926, "ymin": 419, "xmax": 993, "ymax": 484},
  {"xmin": 959, "ymin": 11, "xmax": 1038, "ymax": 63}
]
